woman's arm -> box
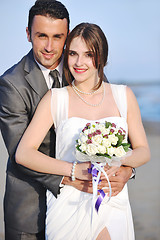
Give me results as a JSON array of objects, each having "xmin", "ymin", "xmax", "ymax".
[
  {"xmin": 15, "ymin": 90, "xmax": 91, "ymax": 181},
  {"xmin": 121, "ymin": 86, "xmax": 150, "ymax": 168}
]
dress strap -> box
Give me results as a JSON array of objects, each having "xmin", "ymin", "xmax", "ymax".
[
  {"xmin": 110, "ymin": 84, "xmax": 127, "ymax": 120},
  {"xmin": 50, "ymin": 87, "xmax": 68, "ymax": 129}
]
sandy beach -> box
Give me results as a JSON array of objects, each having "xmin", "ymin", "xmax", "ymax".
[{"xmin": 0, "ymin": 121, "xmax": 160, "ymax": 240}]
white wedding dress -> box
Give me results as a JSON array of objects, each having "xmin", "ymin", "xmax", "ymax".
[{"xmin": 45, "ymin": 84, "xmax": 135, "ymax": 240}]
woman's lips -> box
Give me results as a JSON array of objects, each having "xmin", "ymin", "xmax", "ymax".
[{"xmin": 74, "ymin": 67, "xmax": 87, "ymax": 73}]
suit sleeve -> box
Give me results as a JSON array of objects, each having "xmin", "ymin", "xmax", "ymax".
[{"xmin": 0, "ymin": 77, "xmax": 62, "ymax": 196}]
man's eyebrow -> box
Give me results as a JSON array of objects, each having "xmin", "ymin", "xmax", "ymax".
[
  {"xmin": 36, "ymin": 32, "xmax": 47, "ymax": 36},
  {"xmin": 53, "ymin": 33, "xmax": 65, "ymax": 37},
  {"xmin": 36, "ymin": 32, "xmax": 45, "ymax": 34},
  {"xmin": 35, "ymin": 32, "xmax": 64, "ymax": 37}
]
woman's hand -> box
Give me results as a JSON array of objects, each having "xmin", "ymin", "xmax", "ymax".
[{"xmin": 75, "ymin": 162, "xmax": 92, "ymax": 181}]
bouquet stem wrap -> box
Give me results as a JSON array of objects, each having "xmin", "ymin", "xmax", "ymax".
[
  {"xmin": 75, "ymin": 149, "xmax": 123, "ymax": 212},
  {"xmin": 88, "ymin": 162, "xmax": 112, "ymax": 212}
]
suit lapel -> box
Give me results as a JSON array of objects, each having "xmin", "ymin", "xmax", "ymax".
[{"xmin": 24, "ymin": 50, "xmax": 48, "ymax": 98}]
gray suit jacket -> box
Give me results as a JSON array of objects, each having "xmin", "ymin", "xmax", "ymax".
[{"xmin": 0, "ymin": 50, "xmax": 63, "ymax": 233}]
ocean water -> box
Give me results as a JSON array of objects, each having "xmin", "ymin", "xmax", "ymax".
[{"xmin": 130, "ymin": 83, "xmax": 160, "ymax": 122}]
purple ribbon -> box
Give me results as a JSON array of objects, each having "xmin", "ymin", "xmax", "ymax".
[
  {"xmin": 95, "ymin": 189, "xmax": 106, "ymax": 212},
  {"xmin": 88, "ymin": 164, "xmax": 106, "ymax": 212},
  {"xmin": 88, "ymin": 164, "xmax": 98, "ymax": 177}
]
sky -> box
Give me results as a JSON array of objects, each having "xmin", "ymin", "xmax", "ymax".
[{"xmin": 0, "ymin": 0, "xmax": 160, "ymax": 84}]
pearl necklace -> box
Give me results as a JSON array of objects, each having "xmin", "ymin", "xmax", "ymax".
[
  {"xmin": 72, "ymin": 81, "xmax": 105, "ymax": 107},
  {"xmin": 72, "ymin": 80, "xmax": 101, "ymax": 95}
]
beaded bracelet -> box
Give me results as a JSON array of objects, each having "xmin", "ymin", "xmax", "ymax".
[{"xmin": 71, "ymin": 161, "xmax": 77, "ymax": 181}]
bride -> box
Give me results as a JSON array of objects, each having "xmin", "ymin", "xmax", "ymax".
[{"xmin": 16, "ymin": 23, "xmax": 150, "ymax": 239}]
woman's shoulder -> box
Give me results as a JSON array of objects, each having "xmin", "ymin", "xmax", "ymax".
[
  {"xmin": 107, "ymin": 83, "xmax": 126, "ymax": 95},
  {"xmin": 125, "ymin": 85, "xmax": 138, "ymax": 107},
  {"xmin": 109, "ymin": 82, "xmax": 126, "ymax": 88},
  {"xmin": 107, "ymin": 82, "xmax": 135, "ymax": 95},
  {"xmin": 108, "ymin": 83, "xmax": 136, "ymax": 101}
]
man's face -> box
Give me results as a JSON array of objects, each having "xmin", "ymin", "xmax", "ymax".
[{"xmin": 26, "ymin": 15, "xmax": 68, "ymax": 70}]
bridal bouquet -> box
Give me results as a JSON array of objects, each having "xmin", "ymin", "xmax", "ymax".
[
  {"xmin": 75, "ymin": 121, "xmax": 131, "ymax": 211},
  {"xmin": 75, "ymin": 121, "xmax": 130, "ymax": 163}
]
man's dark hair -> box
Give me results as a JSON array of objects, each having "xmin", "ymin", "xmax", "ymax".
[{"xmin": 28, "ymin": 0, "xmax": 70, "ymax": 34}]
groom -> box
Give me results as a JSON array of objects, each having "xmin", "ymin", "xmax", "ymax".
[{"xmin": 0, "ymin": 1, "xmax": 133, "ymax": 239}]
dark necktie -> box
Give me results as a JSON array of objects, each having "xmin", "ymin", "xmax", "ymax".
[{"xmin": 49, "ymin": 70, "xmax": 60, "ymax": 88}]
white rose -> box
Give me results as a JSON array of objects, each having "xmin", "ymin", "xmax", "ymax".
[
  {"xmin": 79, "ymin": 143, "xmax": 87, "ymax": 152},
  {"xmin": 80, "ymin": 134, "xmax": 88, "ymax": 143},
  {"xmin": 78, "ymin": 139, "xmax": 81, "ymax": 145},
  {"xmin": 86, "ymin": 144, "xmax": 98, "ymax": 156},
  {"xmin": 115, "ymin": 146, "xmax": 126, "ymax": 157},
  {"xmin": 97, "ymin": 123, "xmax": 105, "ymax": 132},
  {"xmin": 107, "ymin": 146, "xmax": 116, "ymax": 156},
  {"xmin": 102, "ymin": 128, "xmax": 110, "ymax": 135},
  {"xmin": 84, "ymin": 129, "xmax": 89, "ymax": 135},
  {"xmin": 102, "ymin": 138, "xmax": 111, "ymax": 148},
  {"xmin": 108, "ymin": 135, "xmax": 118, "ymax": 145},
  {"xmin": 112, "ymin": 127, "xmax": 119, "ymax": 134},
  {"xmin": 90, "ymin": 126, "xmax": 96, "ymax": 133},
  {"xmin": 97, "ymin": 145, "xmax": 106, "ymax": 154},
  {"xmin": 92, "ymin": 135, "xmax": 103, "ymax": 145}
]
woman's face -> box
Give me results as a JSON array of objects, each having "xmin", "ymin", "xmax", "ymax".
[{"xmin": 68, "ymin": 36, "xmax": 98, "ymax": 83}]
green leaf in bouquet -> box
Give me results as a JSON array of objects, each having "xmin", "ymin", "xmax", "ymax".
[
  {"xmin": 76, "ymin": 145, "xmax": 82, "ymax": 152},
  {"xmin": 105, "ymin": 121, "xmax": 112, "ymax": 128},
  {"xmin": 116, "ymin": 134, "xmax": 124, "ymax": 147},
  {"xmin": 122, "ymin": 143, "xmax": 131, "ymax": 152}
]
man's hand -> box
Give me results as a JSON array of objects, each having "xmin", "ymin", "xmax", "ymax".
[
  {"xmin": 62, "ymin": 176, "xmax": 93, "ymax": 193},
  {"xmin": 106, "ymin": 166, "xmax": 132, "ymax": 196},
  {"xmin": 62, "ymin": 176, "xmax": 112, "ymax": 194},
  {"xmin": 62, "ymin": 166, "xmax": 132, "ymax": 196}
]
